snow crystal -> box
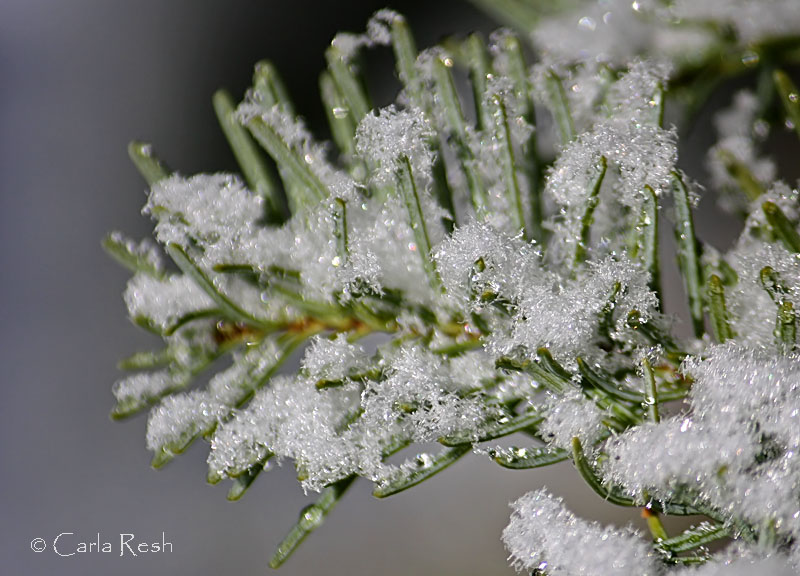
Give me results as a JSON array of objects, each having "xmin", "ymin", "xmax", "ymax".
[
  {"xmin": 726, "ymin": 239, "xmax": 800, "ymax": 350},
  {"xmin": 674, "ymin": 542, "xmax": 797, "ymax": 575},
  {"xmin": 436, "ymin": 222, "xmax": 657, "ymax": 362},
  {"xmin": 530, "ymin": 0, "xmax": 797, "ymax": 67},
  {"xmin": 531, "ymin": 0, "xmax": 659, "ymax": 65},
  {"xmin": 604, "ymin": 60, "xmax": 670, "ymax": 126},
  {"xmin": 539, "ymin": 63, "xmax": 677, "ymax": 262},
  {"xmin": 503, "ymin": 488, "xmax": 659, "ymax": 575}
]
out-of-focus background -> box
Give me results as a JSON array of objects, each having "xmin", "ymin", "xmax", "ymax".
[{"xmin": 2, "ymin": 1, "xmax": 798, "ymax": 575}]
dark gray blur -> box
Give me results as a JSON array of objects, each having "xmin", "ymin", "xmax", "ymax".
[{"xmin": 2, "ymin": 1, "xmax": 797, "ymax": 575}]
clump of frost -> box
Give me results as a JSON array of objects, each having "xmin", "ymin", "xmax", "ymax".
[
  {"xmin": 434, "ymin": 220, "xmax": 540, "ymax": 309},
  {"xmin": 301, "ymin": 334, "xmax": 367, "ymax": 383},
  {"xmin": 436, "ymin": 222, "xmax": 657, "ymax": 362},
  {"xmin": 208, "ymin": 374, "xmax": 365, "ymax": 490},
  {"xmin": 718, "ymin": 182, "xmax": 800, "ymax": 348},
  {"xmin": 543, "ymin": 62, "xmax": 677, "ymax": 262},
  {"xmin": 672, "ymin": 0, "xmax": 800, "ymax": 45},
  {"xmin": 359, "ymin": 346, "xmax": 490, "ymax": 445},
  {"xmin": 674, "ymin": 544, "xmax": 796, "ymax": 576},
  {"xmin": 145, "ymin": 174, "xmax": 263, "ymax": 262},
  {"xmin": 124, "ymin": 273, "xmax": 214, "ymax": 332},
  {"xmin": 538, "ymin": 387, "xmax": 606, "ymax": 449},
  {"xmin": 113, "ymin": 370, "xmax": 181, "ymax": 409},
  {"xmin": 329, "ymin": 8, "xmax": 398, "ymax": 61},
  {"xmin": 503, "ymin": 488, "xmax": 659, "ymax": 575},
  {"xmin": 208, "ymin": 343, "xmax": 496, "ymax": 492},
  {"xmin": 146, "ymin": 339, "xmax": 282, "ymax": 454},
  {"xmin": 740, "ymin": 181, "xmax": 800, "ymax": 234},
  {"xmin": 605, "ymin": 343, "xmax": 800, "ymax": 540},
  {"xmin": 493, "ymin": 254, "xmax": 657, "ymax": 364},
  {"xmin": 146, "ymin": 390, "xmax": 227, "ymax": 452},
  {"xmin": 725, "ymin": 241, "xmax": 800, "ymax": 349},
  {"xmin": 355, "ymin": 105, "xmax": 437, "ymax": 187}
]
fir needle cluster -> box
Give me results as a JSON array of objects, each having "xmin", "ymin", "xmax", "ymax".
[{"xmin": 106, "ymin": 2, "xmax": 800, "ymax": 572}]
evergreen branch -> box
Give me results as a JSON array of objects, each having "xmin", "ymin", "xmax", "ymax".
[
  {"xmin": 490, "ymin": 445, "xmax": 569, "ymax": 469},
  {"xmin": 657, "ymin": 522, "xmax": 729, "ymax": 554},
  {"xmin": 774, "ymin": 69, "xmax": 800, "ymax": 140},
  {"xmin": 128, "ymin": 141, "xmax": 170, "ymax": 185},
  {"xmin": 543, "ymin": 69, "xmax": 575, "ymax": 144},
  {"xmin": 245, "ymin": 116, "xmax": 329, "ymax": 208},
  {"xmin": 570, "ymin": 437, "xmax": 637, "ymax": 507},
  {"xmin": 166, "ymin": 244, "xmax": 274, "ymax": 330},
  {"xmin": 707, "ymin": 274, "xmax": 734, "ymax": 343},
  {"xmin": 574, "ymin": 156, "xmax": 607, "ymax": 266},
  {"xmin": 672, "ymin": 172, "xmax": 704, "ymax": 337},
  {"xmin": 762, "ymin": 200, "xmax": 800, "ymax": 253},
  {"xmin": 102, "ymin": 232, "xmax": 166, "ymax": 279},
  {"xmin": 373, "ymin": 445, "xmax": 471, "ymax": 498},
  {"xmin": 439, "ymin": 408, "xmax": 544, "ymax": 446},
  {"xmin": 432, "ymin": 55, "xmax": 489, "ymax": 216},
  {"xmin": 269, "ymin": 476, "xmax": 357, "ymax": 569},
  {"xmin": 396, "ymin": 155, "xmax": 444, "ymax": 293},
  {"xmin": 213, "ymin": 89, "xmax": 286, "ymax": 222},
  {"xmin": 641, "ymin": 357, "xmax": 659, "ymax": 423}
]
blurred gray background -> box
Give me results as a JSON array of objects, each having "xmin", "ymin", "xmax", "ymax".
[{"xmin": 2, "ymin": 1, "xmax": 798, "ymax": 575}]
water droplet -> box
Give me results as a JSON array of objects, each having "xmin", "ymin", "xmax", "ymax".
[
  {"xmin": 754, "ymin": 119, "xmax": 769, "ymax": 139},
  {"xmin": 741, "ymin": 51, "xmax": 760, "ymax": 67},
  {"xmin": 789, "ymin": 92, "xmax": 799, "ymax": 103},
  {"xmin": 300, "ymin": 506, "xmax": 323, "ymax": 529},
  {"xmin": 408, "ymin": 242, "xmax": 417, "ymax": 252},
  {"xmin": 578, "ymin": 16, "xmax": 596, "ymax": 31},
  {"xmin": 331, "ymin": 256, "xmax": 341, "ymax": 267},
  {"xmin": 415, "ymin": 453, "xmax": 433, "ymax": 468},
  {"xmin": 332, "ymin": 106, "xmax": 349, "ymax": 119}
]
